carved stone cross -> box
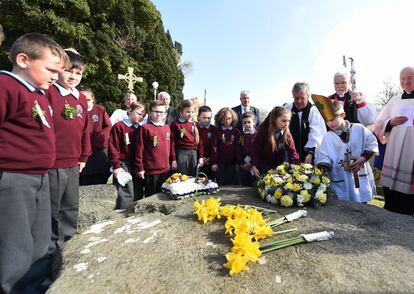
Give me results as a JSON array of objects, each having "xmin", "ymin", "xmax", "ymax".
[{"xmin": 118, "ymin": 67, "xmax": 143, "ymax": 92}]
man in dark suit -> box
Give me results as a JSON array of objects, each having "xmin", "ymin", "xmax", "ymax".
[
  {"xmin": 232, "ymin": 90, "xmax": 260, "ymax": 132},
  {"xmin": 157, "ymin": 91, "xmax": 178, "ymax": 125}
]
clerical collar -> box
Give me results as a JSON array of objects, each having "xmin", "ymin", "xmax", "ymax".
[
  {"xmin": 122, "ymin": 118, "xmax": 139, "ymax": 128},
  {"xmin": 0, "ymin": 70, "xmax": 45, "ymax": 95},
  {"xmin": 198, "ymin": 122, "xmax": 211, "ymax": 129},
  {"xmin": 55, "ymin": 82, "xmax": 80, "ymax": 99},
  {"xmin": 178, "ymin": 117, "xmax": 187, "ymax": 123},
  {"xmin": 150, "ymin": 120, "xmax": 165, "ymax": 127},
  {"xmin": 221, "ymin": 126, "xmax": 232, "ymax": 131},
  {"xmin": 402, "ymin": 91, "xmax": 414, "ymax": 99}
]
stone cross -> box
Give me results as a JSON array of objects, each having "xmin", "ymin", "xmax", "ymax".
[{"xmin": 118, "ymin": 67, "xmax": 143, "ymax": 92}]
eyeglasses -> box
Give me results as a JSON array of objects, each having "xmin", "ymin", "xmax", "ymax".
[{"xmin": 151, "ymin": 110, "xmax": 165, "ymax": 114}]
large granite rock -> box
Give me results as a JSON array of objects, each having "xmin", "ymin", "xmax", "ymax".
[
  {"xmin": 78, "ymin": 185, "xmax": 117, "ymax": 230},
  {"xmin": 49, "ymin": 187, "xmax": 414, "ymax": 293}
]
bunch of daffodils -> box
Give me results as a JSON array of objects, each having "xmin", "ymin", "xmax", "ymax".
[{"xmin": 257, "ymin": 162, "xmax": 333, "ymax": 208}]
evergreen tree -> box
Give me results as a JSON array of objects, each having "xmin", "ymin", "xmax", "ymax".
[{"xmin": 0, "ymin": 0, "xmax": 184, "ymax": 114}]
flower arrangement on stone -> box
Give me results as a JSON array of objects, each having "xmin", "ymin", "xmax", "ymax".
[
  {"xmin": 257, "ymin": 163, "xmax": 333, "ymax": 208},
  {"xmin": 162, "ymin": 173, "xmax": 219, "ymax": 200},
  {"xmin": 62, "ymin": 101, "xmax": 77, "ymax": 120},
  {"xmin": 193, "ymin": 197, "xmax": 334, "ymax": 276}
]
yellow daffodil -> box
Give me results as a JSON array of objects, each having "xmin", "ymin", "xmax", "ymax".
[
  {"xmin": 224, "ymin": 251, "xmax": 250, "ymax": 276},
  {"xmin": 254, "ymin": 225, "xmax": 273, "ymax": 240},
  {"xmin": 231, "ymin": 233, "xmax": 262, "ymax": 262},
  {"xmin": 280, "ymin": 195, "xmax": 293, "ymax": 207}
]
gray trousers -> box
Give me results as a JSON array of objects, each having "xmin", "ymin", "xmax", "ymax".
[
  {"xmin": 177, "ymin": 149, "xmax": 197, "ymax": 176},
  {"xmin": 48, "ymin": 166, "xmax": 79, "ymax": 254},
  {"xmin": 0, "ymin": 172, "xmax": 51, "ymax": 294},
  {"xmin": 113, "ymin": 161, "xmax": 142, "ymax": 209}
]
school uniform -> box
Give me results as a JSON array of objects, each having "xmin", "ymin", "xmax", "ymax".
[
  {"xmin": 108, "ymin": 119, "xmax": 142, "ymax": 208},
  {"xmin": 0, "ymin": 71, "xmax": 55, "ymax": 294},
  {"xmin": 46, "ymin": 83, "xmax": 91, "ymax": 253},
  {"xmin": 239, "ymin": 131, "xmax": 256, "ymax": 186},
  {"xmin": 170, "ymin": 119, "xmax": 203, "ymax": 176},
  {"xmin": 198, "ymin": 123, "xmax": 218, "ymax": 180},
  {"xmin": 251, "ymin": 130, "xmax": 299, "ymax": 175},
  {"xmin": 135, "ymin": 121, "xmax": 176, "ymax": 196},
  {"xmin": 80, "ymin": 103, "xmax": 112, "ymax": 185},
  {"xmin": 216, "ymin": 126, "xmax": 241, "ymax": 185}
]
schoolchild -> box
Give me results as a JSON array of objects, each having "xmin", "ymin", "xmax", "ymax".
[
  {"xmin": 0, "ymin": 33, "xmax": 67, "ymax": 293},
  {"xmin": 214, "ymin": 107, "xmax": 241, "ymax": 185},
  {"xmin": 46, "ymin": 49, "xmax": 91, "ymax": 253},
  {"xmin": 251, "ymin": 106, "xmax": 299, "ymax": 178},
  {"xmin": 136, "ymin": 100, "xmax": 177, "ymax": 196},
  {"xmin": 170, "ymin": 99, "xmax": 204, "ymax": 176},
  {"xmin": 239, "ymin": 112, "xmax": 257, "ymax": 186},
  {"xmin": 109, "ymin": 101, "xmax": 146, "ymax": 208},
  {"xmin": 197, "ymin": 105, "xmax": 218, "ymax": 180}
]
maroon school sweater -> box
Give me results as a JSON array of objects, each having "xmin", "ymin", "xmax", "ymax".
[
  {"xmin": 47, "ymin": 84, "xmax": 91, "ymax": 168},
  {"xmin": 170, "ymin": 120, "xmax": 204, "ymax": 157},
  {"xmin": 108, "ymin": 121, "xmax": 138, "ymax": 169},
  {"xmin": 240, "ymin": 132, "xmax": 256, "ymax": 163},
  {"xmin": 88, "ymin": 104, "xmax": 111, "ymax": 150},
  {"xmin": 251, "ymin": 131, "xmax": 299, "ymax": 169},
  {"xmin": 216, "ymin": 127, "xmax": 241, "ymax": 164},
  {"xmin": 198, "ymin": 124, "xmax": 218, "ymax": 164},
  {"xmin": 135, "ymin": 122, "xmax": 176, "ymax": 175},
  {"xmin": 0, "ymin": 72, "xmax": 56, "ymax": 174}
]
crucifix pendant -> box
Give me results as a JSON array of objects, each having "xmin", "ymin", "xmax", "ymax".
[{"xmin": 339, "ymin": 148, "xmax": 360, "ymax": 189}]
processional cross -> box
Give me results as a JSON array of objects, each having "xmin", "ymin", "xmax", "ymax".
[
  {"xmin": 339, "ymin": 148, "xmax": 360, "ymax": 188},
  {"xmin": 118, "ymin": 67, "xmax": 143, "ymax": 92}
]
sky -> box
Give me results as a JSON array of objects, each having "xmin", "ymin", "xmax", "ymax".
[{"xmin": 152, "ymin": 0, "xmax": 414, "ymax": 112}]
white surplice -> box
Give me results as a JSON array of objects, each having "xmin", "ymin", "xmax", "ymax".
[
  {"xmin": 372, "ymin": 94, "xmax": 414, "ymax": 194},
  {"xmin": 315, "ymin": 123, "xmax": 378, "ymax": 202}
]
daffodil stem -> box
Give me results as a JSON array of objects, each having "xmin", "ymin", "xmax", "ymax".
[
  {"xmin": 268, "ymin": 217, "xmax": 287, "ymax": 227},
  {"xmin": 259, "ymin": 236, "xmax": 306, "ymax": 253},
  {"xmin": 241, "ymin": 205, "xmax": 278, "ymax": 214},
  {"xmin": 272, "ymin": 228, "xmax": 298, "ymax": 235}
]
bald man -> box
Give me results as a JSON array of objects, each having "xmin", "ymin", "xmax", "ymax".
[
  {"xmin": 329, "ymin": 71, "xmax": 376, "ymax": 127},
  {"xmin": 373, "ymin": 66, "xmax": 414, "ymax": 215}
]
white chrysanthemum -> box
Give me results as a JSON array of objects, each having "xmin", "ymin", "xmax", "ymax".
[
  {"xmin": 273, "ymin": 177, "xmax": 284, "ymax": 185},
  {"xmin": 303, "ymin": 182, "xmax": 313, "ymax": 190},
  {"xmin": 302, "ymin": 163, "xmax": 313, "ymax": 169},
  {"xmin": 269, "ymin": 196, "xmax": 278, "ymax": 204},
  {"xmin": 266, "ymin": 194, "xmax": 273, "ymax": 203},
  {"xmin": 319, "ymin": 184, "xmax": 327, "ymax": 192},
  {"xmin": 296, "ymin": 195, "xmax": 304, "ymax": 206}
]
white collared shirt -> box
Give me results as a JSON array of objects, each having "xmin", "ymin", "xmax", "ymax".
[
  {"xmin": 54, "ymin": 82, "xmax": 80, "ymax": 99},
  {"xmin": 0, "ymin": 70, "xmax": 45, "ymax": 95}
]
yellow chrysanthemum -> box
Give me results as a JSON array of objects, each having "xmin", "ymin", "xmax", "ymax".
[
  {"xmin": 322, "ymin": 176, "xmax": 331, "ymax": 185},
  {"xmin": 300, "ymin": 190, "xmax": 311, "ymax": 203},
  {"xmin": 284, "ymin": 182, "xmax": 294, "ymax": 190},
  {"xmin": 318, "ymin": 193, "xmax": 327, "ymax": 204},
  {"xmin": 315, "ymin": 168, "xmax": 323, "ymax": 176},
  {"xmin": 273, "ymin": 189, "xmax": 282, "ymax": 199},
  {"xmin": 312, "ymin": 176, "xmax": 321, "ymax": 185},
  {"xmin": 224, "ymin": 251, "xmax": 250, "ymax": 276},
  {"xmin": 292, "ymin": 183, "xmax": 302, "ymax": 192},
  {"xmin": 280, "ymin": 195, "xmax": 293, "ymax": 207}
]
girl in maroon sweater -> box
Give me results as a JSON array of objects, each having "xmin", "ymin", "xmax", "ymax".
[
  {"xmin": 108, "ymin": 102, "xmax": 146, "ymax": 209},
  {"xmin": 215, "ymin": 107, "xmax": 241, "ymax": 185},
  {"xmin": 170, "ymin": 99, "xmax": 204, "ymax": 176},
  {"xmin": 239, "ymin": 112, "xmax": 257, "ymax": 186},
  {"xmin": 251, "ymin": 106, "xmax": 299, "ymax": 178}
]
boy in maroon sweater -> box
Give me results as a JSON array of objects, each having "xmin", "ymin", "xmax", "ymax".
[
  {"xmin": 108, "ymin": 102, "xmax": 146, "ymax": 208},
  {"xmin": 170, "ymin": 99, "xmax": 204, "ymax": 176},
  {"xmin": 239, "ymin": 112, "xmax": 257, "ymax": 186},
  {"xmin": 46, "ymin": 49, "xmax": 91, "ymax": 256},
  {"xmin": 214, "ymin": 107, "xmax": 242, "ymax": 185},
  {"xmin": 136, "ymin": 100, "xmax": 177, "ymax": 196},
  {"xmin": 197, "ymin": 105, "xmax": 218, "ymax": 180},
  {"xmin": 0, "ymin": 33, "xmax": 67, "ymax": 294},
  {"xmin": 79, "ymin": 87, "xmax": 112, "ymax": 185}
]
